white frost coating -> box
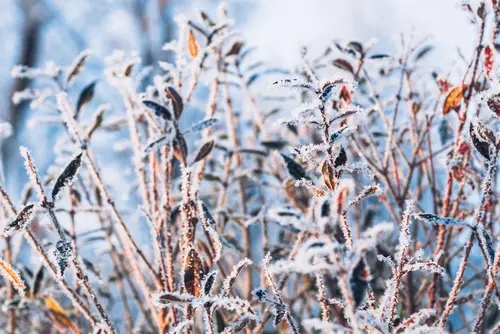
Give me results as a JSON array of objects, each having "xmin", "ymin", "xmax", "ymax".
[{"xmin": 168, "ymin": 320, "xmax": 194, "ymax": 334}]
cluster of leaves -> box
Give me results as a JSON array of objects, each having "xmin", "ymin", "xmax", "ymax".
[{"xmin": 3, "ymin": 2, "xmax": 500, "ymax": 334}]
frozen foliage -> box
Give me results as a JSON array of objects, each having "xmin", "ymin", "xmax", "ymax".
[{"xmin": 2, "ymin": 2, "xmax": 500, "ymax": 334}]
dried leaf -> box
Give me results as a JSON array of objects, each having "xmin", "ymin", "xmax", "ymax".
[
  {"xmin": 202, "ymin": 270, "xmax": 217, "ymax": 296},
  {"xmin": 443, "ymin": 85, "xmax": 466, "ymax": 115},
  {"xmin": 200, "ymin": 11, "xmax": 215, "ymax": 26},
  {"xmin": 66, "ymin": 50, "xmax": 90, "ymax": 86},
  {"xmin": 44, "ymin": 296, "xmax": 78, "ymax": 331},
  {"xmin": 3, "ymin": 204, "xmax": 35, "ymax": 236},
  {"xmin": 85, "ymin": 106, "xmax": 107, "ymax": 141},
  {"xmin": 75, "ymin": 81, "xmax": 97, "ymax": 118},
  {"xmin": 470, "ymin": 120, "xmax": 495, "ymax": 160},
  {"xmin": 54, "ymin": 239, "xmax": 73, "ymax": 280},
  {"xmin": 174, "ymin": 133, "xmax": 188, "ymax": 166},
  {"xmin": 322, "ymin": 160, "xmax": 337, "ymax": 192},
  {"xmin": 192, "ymin": 140, "xmax": 215, "ymax": 165},
  {"xmin": 188, "ymin": 30, "xmax": 199, "ymax": 58},
  {"xmin": 484, "ymin": 43, "xmax": 495, "ymax": 79},
  {"xmin": 415, "ymin": 45, "xmax": 434, "ymax": 61},
  {"xmin": 333, "ymin": 59, "xmax": 354, "ymax": 74},
  {"xmin": 226, "ymin": 41, "xmax": 244, "ymax": 57},
  {"xmin": 184, "ymin": 247, "xmax": 204, "ymax": 298},
  {"xmin": 52, "ymin": 153, "xmax": 83, "ymax": 201},
  {"xmin": 183, "ymin": 118, "xmax": 218, "ymax": 134},
  {"xmin": 0, "ymin": 259, "xmax": 26, "ymax": 296},
  {"xmin": 154, "ymin": 292, "xmax": 195, "ymax": 306},
  {"xmin": 143, "ymin": 100, "xmax": 173, "ymax": 121},
  {"xmin": 166, "ymin": 86, "xmax": 184, "ymax": 120},
  {"xmin": 281, "ymin": 154, "xmax": 309, "ymax": 180},
  {"xmin": 486, "ymin": 93, "xmax": 500, "ymax": 118}
]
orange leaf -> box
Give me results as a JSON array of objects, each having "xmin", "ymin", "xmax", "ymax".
[
  {"xmin": 44, "ymin": 296, "xmax": 78, "ymax": 333},
  {"xmin": 443, "ymin": 85, "xmax": 467, "ymax": 115},
  {"xmin": 0, "ymin": 259, "xmax": 25, "ymax": 296},
  {"xmin": 188, "ymin": 30, "xmax": 199, "ymax": 58}
]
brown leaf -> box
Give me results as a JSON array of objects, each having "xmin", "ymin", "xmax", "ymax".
[
  {"xmin": 183, "ymin": 248, "xmax": 204, "ymax": 297},
  {"xmin": 333, "ymin": 59, "xmax": 354, "ymax": 74},
  {"xmin": 443, "ymin": 85, "xmax": 467, "ymax": 115},
  {"xmin": 0, "ymin": 259, "xmax": 26, "ymax": 296},
  {"xmin": 52, "ymin": 153, "xmax": 83, "ymax": 201},
  {"xmin": 322, "ymin": 160, "xmax": 337, "ymax": 192},
  {"xmin": 484, "ymin": 43, "xmax": 495, "ymax": 80},
  {"xmin": 174, "ymin": 133, "xmax": 188, "ymax": 166},
  {"xmin": 486, "ymin": 93, "xmax": 500, "ymax": 118},
  {"xmin": 75, "ymin": 81, "xmax": 97, "ymax": 118},
  {"xmin": 44, "ymin": 296, "xmax": 78, "ymax": 332},
  {"xmin": 3, "ymin": 204, "xmax": 36, "ymax": 236},
  {"xmin": 192, "ymin": 140, "xmax": 215, "ymax": 165},
  {"xmin": 66, "ymin": 51, "xmax": 90, "ymax": 86},
  {"xmin": 188, "ymin": 30, "xmax": 199, "ymax": 58},
  {"xmin": 165, "ymin": 86, "xmax": 184, "ymax": 120},
  {"xmin": 226, "ymin": 41, "xmax": 244, "ymax": 57}
]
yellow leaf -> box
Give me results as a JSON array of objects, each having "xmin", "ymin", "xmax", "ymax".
[
  {"xmin": 188, "ymin": 30, "xmax": 199, "ymax": 58},
  {"xmin": 443, "ymin": 85, "xmax": 467, "ymax": 115},
  {"xmin": 44, "ymin": 296, "xmax": 78, "ymax": 332},
  {"xmin": 0, "ymin": 259, "xmax": 25, "ymax": 296}
]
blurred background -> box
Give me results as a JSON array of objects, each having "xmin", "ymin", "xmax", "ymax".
[{"xmin": 0, "ymin": 0, "xmax": 477, "ymax": 197}]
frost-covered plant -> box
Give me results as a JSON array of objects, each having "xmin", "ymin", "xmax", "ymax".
[{"xmin": 2, "ymin": 1, "xmax": 500, "ymax": 334}]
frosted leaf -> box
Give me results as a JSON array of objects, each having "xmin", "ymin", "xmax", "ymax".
[
  {"xmin": 52, "ymin": 153, "xmax": 83, "ymax": 201},
  {"xmin": 290, "ymin": 143, "xmax": 329, "ymax": 163},
  {"xmin": 220, "ymin": 258, "xmax": 252, "ymax": 297},
  {"xmin": 0, "ymin": 259, "xmax": 26, "ymax": 296},
  {"xmin": 270, "ymin": 78, "xmax": 316, "ymax": 92},
  {"xmin": 347, "ymin": 183, "xmax": 383, "ymax": 209},
  {"xmin": 330, "ymin": 125, "xmax": 358, "ymax": 144},
  {"xmin": 414, "ymin": 213, "xmax": 471, "ymax": 228},
  {"xmin": 53, "ymin": 239, "xmax": 74, "ymax": 280},
  {"xmin": 143, "ymin": 130, "xmax": 176, "ymax": 157},
  {"xmin": 66, "ymin": 49, "xmax": 92, "ymax": 86},
  {"xmin": 403, "ymin": 261, "xmax": 445, "ymax": 276},
  {"xmin": 3, "ymin": 204, "xmax": 36, "ymax": 236},
  {"xmin": 183, "ymin": 118, "xmax": 218, "ymax": 134},
  {"xmin": 202, "ymin": 270, "xmax": 217, "ymax": 296},
  {"xmin": 152, "ymin": 291, "xmax": 194, "ymax": 308},
  {"xmin": 269, "ymin": 238, "xmax": 346, "ymax": 274},
  {"xmin": 267, "ymin": 206, "xmax": 314, "ymax": 232}
]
